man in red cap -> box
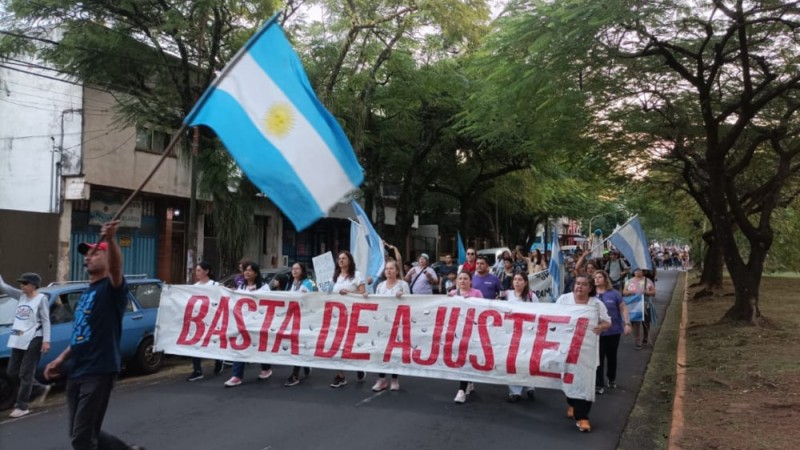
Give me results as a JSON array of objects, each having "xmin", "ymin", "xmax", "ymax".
[{"xmin": 45, "ymin": 220, "xmax": 144, "ymax": 450}]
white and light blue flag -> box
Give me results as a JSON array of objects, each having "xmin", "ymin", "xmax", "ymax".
[
  {"xmin": 350, "ymin": 200, "xmax": 385, "ymax": 283},
  {"xmin": 623, "ymin": 293, "xmax": 645, "ymax": 322},
  {"xmin": 608, "ymin": 216, "xmax": 653, "ymax": 271},
  {"xmin": 548, "ymin": 227, "xmax": 563, "ymax": 301},
  {"xmin": 185, "ymin": 16, "xmax": 364, "ymax": 230}
]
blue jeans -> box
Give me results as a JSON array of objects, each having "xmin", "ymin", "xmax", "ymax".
[
  {"xmin": 67, "ymin": 373, "xmax": 134, "ymax": 450},
  {"xmin": 232, "ymin": 362, "xmax": 271, "ymax": 379}
]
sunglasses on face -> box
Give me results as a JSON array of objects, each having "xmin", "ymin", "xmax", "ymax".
[
  {"xmin": 467, "ymin": 252, "xmax": 475, "ymax": 255},
  {"xmin": 19, "ymin": 281, "xmax": 30, "ymax": 286}
]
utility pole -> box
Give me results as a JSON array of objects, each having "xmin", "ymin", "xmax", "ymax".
[{"xmin": 186, "ymin": 11, "xmax": 206, "ymax": 283}]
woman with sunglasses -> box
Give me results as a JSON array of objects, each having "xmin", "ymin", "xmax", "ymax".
[{"xmin": 0, "ymin": 272, "xmax": 51, "ymax": 418}]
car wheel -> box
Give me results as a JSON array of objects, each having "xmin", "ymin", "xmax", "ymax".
[
  {"xmin": 134, "ymin": 337, "xmax": 164, "ymax": 375},
  {"xmin": 0, "ymin": 366, "xmax": 18, "ymax": 411}
]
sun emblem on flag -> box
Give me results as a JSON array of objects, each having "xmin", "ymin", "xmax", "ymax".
[{"xmin": 263, "ymin": 102, "xmax": 294, "ymax": 138}]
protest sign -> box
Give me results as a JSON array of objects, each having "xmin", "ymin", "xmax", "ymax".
[{"xmin": 156, "ymin": 286, "xmax": 601, "ymax": 400}]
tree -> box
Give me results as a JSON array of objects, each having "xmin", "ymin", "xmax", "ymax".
[
  {"xmin": 2, "ymin": 0, "xmax": 279, "ymax": 273},
  {"xmin": 500, "ymin": 0, "xmax": 800, "ymax": 323}
]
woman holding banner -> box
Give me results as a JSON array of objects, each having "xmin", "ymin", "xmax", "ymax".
[
  {"xmin": 284, "ymin": 262, "xmax": 316, "ymax": 387},
  {"xmin": 505, "ymin": 273, "xmax": 538, "ymax": 403},
  {"xmin": 448, "ymin": 271, "xmax": 484, "ymax": 403},
  {"xmin": 623, "ymin": 267, "xmax": 656, "ymax": 350},
  {"xmin": 592, "ymin": 270, "xmax": 631, "ymax": 393},
  {"xmin": 329, "ymin": 251, "xmax": 368, "ymax": 388},
  {"xmin": 224, "ymin": 262, "xmax": 273, "ymax": 388},
  {"xmin": 371, "ymin": 260, "xmax": 411, "ymax": 392},
  {"xmin": 556, "ymin": 275, "xmax": 611, "ymax": 432},
  {"xmin": 187, "ymin": 262, "xmax": 224, "ymax": 382}
]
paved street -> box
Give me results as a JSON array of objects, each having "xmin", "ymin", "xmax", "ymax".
[{"xmin": 0, "ymin": 271, "xmax": 678, "ymax": 450}]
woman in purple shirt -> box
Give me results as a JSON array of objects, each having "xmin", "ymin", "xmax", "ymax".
[{"xmin": 592, "ymin": 270, "xmax": 631, "ymax": 394}]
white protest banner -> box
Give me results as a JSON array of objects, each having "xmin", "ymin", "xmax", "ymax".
[
  {"xmin": 312, "ymin": 251, "xmax": 334, "ymax": 293},
  {"xmin": 529, "ymin": 269, "xmax": 554, "ymax": 303},
  {"xmin": 155, "ymin": 285, "xmax": 600, "ymax": 400}
]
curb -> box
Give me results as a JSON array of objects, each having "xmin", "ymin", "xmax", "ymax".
[{"xmin": 668, "ymin": 271, "xmax": 689, "ymax": 449}]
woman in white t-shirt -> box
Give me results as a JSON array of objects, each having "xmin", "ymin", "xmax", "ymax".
[
  {"xmin": 371, "ymin": 260, "xmax": 410, "ymax": 392},
  {"xmin": 504, "ymin": 272, "xmax": 539, "ymax": 403},
  {"xmin": 224, "ymin": 262, "xmax": 272, "ymax": 388},
  {"xmin": 555, "ymin": 274, "xmax": 611, "ymax": 433},
  {"xmin": 187, "ymin": 262, "xmax": 223, "ymax": 382},
  {"xmin": 329, "ymin": 251, "xmax": 367, "ymax": 388}
]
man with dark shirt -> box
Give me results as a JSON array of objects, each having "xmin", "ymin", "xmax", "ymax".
[
  {"xmin": 45, "ymin": 220, "xmax": 144, "ymax": 450},
  {"xmin": 471, "ymin": 255, "xmax": 503, "ymax": 299}
]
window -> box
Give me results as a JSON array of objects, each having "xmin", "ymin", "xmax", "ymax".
[
  {"xmin": 50, "ymin": 291, "xmax": 83, "ymax": 324},
  {"xmin": 135, "ymin": 127, "xmax": 172, "ymax": 155},
  {"xmin": 130, "ymin": 283, "xmax": 162, "ymax": 309}
]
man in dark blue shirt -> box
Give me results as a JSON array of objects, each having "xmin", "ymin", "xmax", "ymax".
[{"xmin": 45, "ymin": 220, "xmax": 143, "ymax": 450}]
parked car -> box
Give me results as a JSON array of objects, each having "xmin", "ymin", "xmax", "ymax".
[
  {"xmin": 476, "ymin": 247, "xmax": 511, "ymax": 267},
  {"xmin": 0, "ymin": 276, "xmax": 164, "ymax": 410}
]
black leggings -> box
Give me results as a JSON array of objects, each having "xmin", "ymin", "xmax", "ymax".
[
  {"xmin": 596, "ymin": 334, "xmax": 621, "ymax": 386},
  {"xmin": 566, "ymin": 397, "xmax": 593, "ymax": 421}
]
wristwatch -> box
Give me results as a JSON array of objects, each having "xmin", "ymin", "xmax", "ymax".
[{"xmin": 624, "ymin": 322, "xmax": 631, "ymax": 326}]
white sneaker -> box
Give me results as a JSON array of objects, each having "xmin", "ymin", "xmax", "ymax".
[
  {"xmin": 258, "ymin": 369, "xmax": 273, "ymax": 380},
  {"xmin": 465, "ymin": 383, "xmax": 475, "ymax": 395},
  {"xmin": 224, "ymin": 377, "xmax": 242, "ymax": 387},
  {"xmin": 372, "ymin": 378, "xmax": 389, "ymax": 392},
  {"xmin": 390, "ymin": 379, "xmax": 400, "ymax": 391},
  {"xmin": 454, "ymin": 390, "xmax": 467, "ymax": 403},
  {"xmin": 9, "ymin": 408, "xmax": 30, "ymax": 418}
]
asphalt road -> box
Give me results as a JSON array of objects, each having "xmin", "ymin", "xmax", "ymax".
[{"xmin": 0, "ymin": 270, "xmax": 679, "ymax": 450}]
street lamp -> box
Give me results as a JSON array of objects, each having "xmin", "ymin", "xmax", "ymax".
[{"xmin": 586, "ymin": 208, "xmax": 626, "ymax": 252}]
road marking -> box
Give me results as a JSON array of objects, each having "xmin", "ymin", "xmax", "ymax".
[{"xmin": 354, "ymin": 390, "xmax": 385, "ymax": 406}]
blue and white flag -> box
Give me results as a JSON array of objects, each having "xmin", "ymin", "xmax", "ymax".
[
  {"xmin": 608, "ymin": 216, "xmax": 653, "ymax": 271},
  {"xmin": 350, "ymin": 200, "xmax": 385, "ymax": 282},
  {"xmin": 457, "ymin": 230, "xmax": 467, "ymax": 265},
  {"xmin": 185, "ymin": 16, "xmax": 364, "ymax": 230},
  {"xmin": 548, "ymin": 228, "xmax": 563, "ymax": 301},
  {"xmin": 623, "ymin": 293, "xmax": 645, "ymax": 322}
]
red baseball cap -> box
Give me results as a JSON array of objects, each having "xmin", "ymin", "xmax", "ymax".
[{"xmin": 78, "ymin": 241, "xmax": 108, "ymax": 255}]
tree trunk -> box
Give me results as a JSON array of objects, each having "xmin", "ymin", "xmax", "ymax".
[
  {"xmin": 699, "ymin": 230, "xmax": 724, "ymax": 288},
  {"xmin": 720, "ymin": 235, "xmax": 763, "ymax": 324}
]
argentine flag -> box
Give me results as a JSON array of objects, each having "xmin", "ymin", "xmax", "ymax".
[
  {"xmin": 350, "ymin": 200, "xmax": 385, "ymax": 284},
  {"xmin": 185, "ymin": 16, "xmax": 364, "ymax": 230},
  {"xmin": 548, "ymin": 227, "xmax": 563, "ymax": 301},
  {"xmin": 608, "ymin": 216, "xmax": 653, "ymax": 271},
  {"xmin": 624, "ymin": 293, "xmax": 645, "ymax": 322}
]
